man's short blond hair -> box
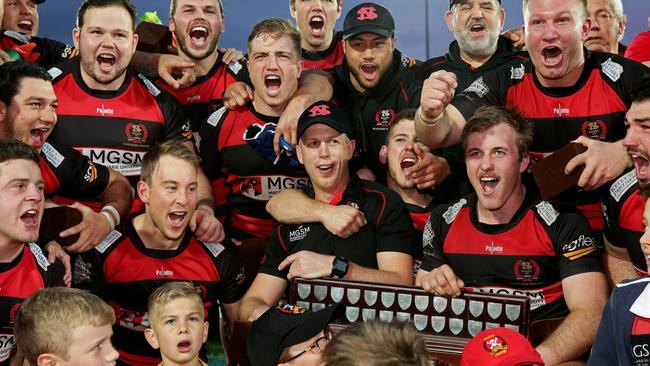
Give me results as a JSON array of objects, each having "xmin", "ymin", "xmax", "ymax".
[
  {"xmin": 139, "ymin": 139, "xmax": 200, "ymax": 185},
  {"xmin": 247, "ymin": 18, "xmax": 302, "ymax": 60},
  {"xmin": 14, "ymin": 287, "xmax": 115, "ymax": 366},
  {"xmin": 148, "ymin": 281, "xmax": 204, "ymax": 326}
]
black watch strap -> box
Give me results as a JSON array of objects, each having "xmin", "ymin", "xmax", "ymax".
[{"xmin": 331, "ymin": 256, "xmax": 349, "ymax": 279}]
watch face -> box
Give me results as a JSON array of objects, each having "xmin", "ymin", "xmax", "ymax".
[{"xmin": 332, "ymin": 256, "xmax": 349, "ymax": 278}]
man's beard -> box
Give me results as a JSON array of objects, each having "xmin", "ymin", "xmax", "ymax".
[{"xmin": 454, "ymin": 27, "xmax": 500, "ymax": 58}]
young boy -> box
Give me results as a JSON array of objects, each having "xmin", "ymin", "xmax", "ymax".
[
  {"xmin": 14, "ymin": 287, "xmax": 119, "ymax": 366},
  {"xmin": 145, "ymin": 282, "xmax": 209, "ymax": 366}
]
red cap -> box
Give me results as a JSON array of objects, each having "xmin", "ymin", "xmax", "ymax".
[
  {"xmin": 625, "ymin": 31, "xmax": 650, "ymax": 63},
  {"xmin": 461, "ymin": 327, "xmax": 544, "ymax": 366}
]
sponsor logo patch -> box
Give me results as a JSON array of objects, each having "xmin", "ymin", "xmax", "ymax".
[
  {"xmin": 204, "ymin": 242, "xmax": 225, "ymax": 258},
  {"xmin": 465, "ymin": 77, "xmax": 489, "ymax": 98},
  {"xmin": 510, "ymin": 64, "xmax": 525, "ymax": 80},
  {"xmin": 95, "ymin": 230, "xmax": 122, "ymax": 253},
  {"xmin": 207, "ymin": 106, "xmax": 227, "ymax": 127},
  {"xmin": 536, "ymin": 201, "xmax": 558, "ymax": 226},
  {"xmin": 29, "ymin": 243, "xmax": 49, "ymax": 271},
  {"xmin": 42, "ymin": 142, "xmax": 64, "ymax": 168},
  {"xmin": 47, "ymin": 67, "xmax": 62, "ymax": 80},
  {"xmin": 562, "ymin": 234, "xmax": 598, "ymax": 260},
  {"xmin": 82, "ymin": 148, "xmax": 145, "ymax": 177},
  {"xmin": 289, "ymin": 225, "xmax": 310, "ymax": 242},
  {"xmin": 443, "ymin": 199, "xmax": 466, "ymax": 224},
  {"xmin": 483, "ymin": 335, "xmax": 508, "ymax": 357},
  {"xmin": 610, "ymin": 169, "xmax": 637, "ymax": 202},
  {"xmin": 601, "ymin": 58, "xmax": 623, "ymax": 82},
  {"xmin": 138, "ymin": 74, "xmax": 161, "ymax": 96}
]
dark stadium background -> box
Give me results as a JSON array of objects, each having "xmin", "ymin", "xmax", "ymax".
[{"xmin": 39, "ymin": 0, "xmax": 650, "ymax": 61}]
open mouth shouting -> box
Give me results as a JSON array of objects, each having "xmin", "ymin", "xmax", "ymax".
[
  {"xmin": 629, "ymin": 148, "xmax": 649, "ymax": 184},
  {"xmin": 317, "ymin": 162, "xmax": 335, "ymax": 176},
  {"xmin": 177, "ymin": 339, "xmax": 193, "ymax": 353},
  {"xmin": 309, "ymin": 15, "xmax": 325, "ymax": 37},
  {"xmin": 168, "ymin": 210, "xmax": 188, "ymax": 229},
  {"xmin": 400, "ymin": 156, "xmax": 418, "ymax": 170},
  {"xmin": 29, "ymin": 127, "xmax": 51, "ymax": 149},
  {"xmin": 468, "ymin": 22, "xmax": 486, "ymax": 36},
  {"xmin": 264, "ymin": 74, "xmax": 282, "ymax": 97},
  {"xmin": 17, "ymin": 19, "xmax": 34, "ymax": 34},
  {"xmin": 541, "ymin": 46, "xmax": 563, "ymax": 67},
  {"xmin": 360, "ymin": 63, "xmax": 378, "ymax": 82},
  {"xmin": 188, "ymin": 24, "xmax": 210, "ymax": 49},
  {"xmin": 96, "ymin": 53, "xmax": 117, "ymax": 73},
  {"xmin": 479, "ymin": 175, "xmax": 499, "ymax": 195},
  {"xmin": 20, "ymin": 208, "xmax": 40, "ymax": 230}
]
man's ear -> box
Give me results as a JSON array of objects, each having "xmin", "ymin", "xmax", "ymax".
[
  {"xmin": 37, "ymin": 353, "xmax": 59, "ymax": 366},
  {"xmin": 144, "ymin": 328, "xmax": 160, "ymax": 349},
  {"xmin": 72, "ymin": 28, "xmax": 81, "ymax": 50},
  {"xmin": 444, "ymin": 10, "xmax": 454, "ymax": 32},
  {"xmin": 202, "ymin": 321, "xmax": 209, "ymax": 343},
  {"xmin": 379, "ymin": 145, "xmax": 388, "ymax": 165},
  {"xmin": 0, "ymin": 101, "xmax": 7, "ymax": 126},
  {"xmin": 347, "ymin": 139, "xmax": 356, "ymax": 160},
  {"xmin": 296, "ymin": 144, "xmax": 304, "ymax": 165},
  {"xmin": 137, "ymin": 181, "xmax": 150, "ymax": 203}
]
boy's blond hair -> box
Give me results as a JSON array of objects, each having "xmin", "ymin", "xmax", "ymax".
[
  {"xmin": 14, "ymin": 287, "xmax": 115, "ymax": 365},
  {"xmin": 147, "ymin": 281, "xmax": 204, "ymax": 326}
]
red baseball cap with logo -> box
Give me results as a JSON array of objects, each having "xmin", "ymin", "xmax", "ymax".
[{"xmin": 461, "ymin": 327, "xmax": 544, "ymax": 366}]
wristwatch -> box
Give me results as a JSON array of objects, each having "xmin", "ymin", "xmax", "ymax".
[{"xmin": 331, "ymin": 256, "xmax": 349, "ymax": 279}]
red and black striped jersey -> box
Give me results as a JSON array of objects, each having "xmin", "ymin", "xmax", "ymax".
[
  {"xmin": 197, "ymin": 105, "xmax": 309, "ymax": 238},
  {"xmin": 421, "ymin": 191, "xmax": 602, "ymax": 321},
  {"xmin": 47, "ymin": 58, "xmax": 192, "ymax": 187},
  {"xmin": 452, "ymin": 50, "xmax": 650, "ymax": 231},
  {"xmin": 0, "ymin": 30, "xmax": 76, "ymax": 68},
  {"xmin": 602, "ymin": 169, "xmax": 648, "ymax": 275},
  {"xmin": 158, "ymin": 51, "xmax": 247, "ymax": 132},
  {"xmin": 301, "ymin": 31, "xmax": 344, "ymax": 71},
  {"xmin": 0, "ymin": 244, "xmax": 65, "ymax": 365},
  {"xmin": 73, "ymin": 218, "xmax": 245, "ymax": 366}
]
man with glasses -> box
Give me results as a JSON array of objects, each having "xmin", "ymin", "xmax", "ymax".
[{"xmin": 247, "ymin": 303, "xmax": 340, "ymax": 366}]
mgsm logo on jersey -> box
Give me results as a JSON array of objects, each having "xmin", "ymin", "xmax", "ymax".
[
  {"xmin": 240, "ymin": 176, "xmax": 311, "ymax": 201},
  {"xmin": 290, "ymin": 226, "xmax": 310, "ymax": 242},
  {"xmin": 83, "ymin": 148, "xmax": 145, "ymax": 177}
]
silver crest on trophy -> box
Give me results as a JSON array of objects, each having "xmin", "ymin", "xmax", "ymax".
[
  {"xmin": 362, "ymin": 309, "xmax": 376, "ymax": 321},
  {"xmin": 398, "ymin": 293, "xmax": 412, "ymax": 310},
  {"xmin": 297, "ymin": 283, "xmax": 311, "ymax": 300},
  {"xmin": 396, "ymin": 312, "xmax": 411, "ymax": 322},
  {"xmin": 505, "ymin": 304, "xmax": 521, "ymax": 321},
  {"xmin": 379, "ymin": 310, "xmax": 394, "ymax": 322},
  {"xmin": 433, "ymin": 297, "xmax": 448, "ymax": 313},
  {"xmin": 449, "ymin": 318, "xmax": 463, "ymax": 335},
  {"xmin": 505, "ymin": 324, "xmax": 519, "ymax": 332},
  {"xmin": 468, "ymin": 320, "xmax": 483, "ymax": 337},
  {"xmin": 431, "ymin": 316, "xmax": 445, "ymax": 333},
  {"xmin": 346, "ymin": 306, "xmax": 359, "ymax": 322},
  {"xmin": 451, "ymin": 298, "xmax": 466, "ymax": 315},
  {"xmin": 415, "ymin": 295, "xmax": 429, "ymax": 312},
  {"xmin": 469, "ymin": 300, "xmax": 484, "ymax": 317},
  {"xmin": 487, "ymin": 302, "xmax": 503, "ymax": 319},
  {"xmin": 347, "ymin": 288, "xmax": 361, "ymax": 305},
  {"xmin": 364, "ymin": 290, "xmax": 378, "ymax": 306},
  {"xmin": 414, "ymin": 314, "xmax": 428, "ymax": 331},
  {"xmin": 297, "ymin": 301, "xmax": 310, "ymax": 309},
  {"xmin": 381, "ymin": 292, "xmax": 395, "ymax": 308},
  {"xmin": 312, "ymin": 302, "xmax": 325, "ymax": 312},
  {"xmin": 485, "ymin": 322, "xmax": 500, "ymax": 329},
  {"xmin": 314, "ymin": 285, "xmax": 327, "ymax": 301},
  {"xmin": 331, "ymin": 287, "xmax": 344, "ymax": 302}
]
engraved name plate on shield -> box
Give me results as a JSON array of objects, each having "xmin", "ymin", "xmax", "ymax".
[
  {"xmin": 468, "ymin": 320, "xmax": 483, "ymax": 337},
  {"xmin": 431, "ymin": 316, "xmax": 445, "ymax": 333},
  {"xmin": 314, "ymin": 285, "xmax": 327, "ymax": 302},
  {"xmin": 414, "ymin": 314, "xmax": 428, "ymax": 331},
  {"xmin": 297, "ymin": 283, "xmax": 311, "ymax": 300},
  {"xmin": 330, "ymin": 287, "xmax": 344, "ymax": 302},
  {"xmin": 487, "ymin": 302, "xmax": 503, "ymax": 319},
  {"xmin": 396, "ymin": 312, "xmax": 411, "ymax": 322},
  {"xmin": 415, "ymin": 295, "xmax": 429, "ymax": 312},
  {"xmin": 506, "ymin": 304, "xmax": 521, "ymax": 322},
  {"xmin": 469, "ymin": 300, "xmax": 484, "ymax": 317},
  {"xmin": 381, "ymin": 292, "xmax": 395, "ymax": 308},
  {"xmin": 433, "ymin": 297, "xmax": 448, "ymax": 313},
  {"xmin": 451, "ymin": 298, "xmax": 466, "ymax": 315},
  {"xmin": 346, "ymin": 306, "xmax": 359, "ymax": 322},
  {"xmin": 398, "ymin": 293, "xmax": 412, "ymax": 310},
  {"xmin": 364, "ymin": 290, "xmax": 378, "ymax": 306},
  {"xmin": 449, "ymin": 318, "xmax": 463, "ymax": 335},
  {"xmin": 347, "ymin": 288, "xmax": 361, "ymax": 305},
  {"xmin": 362, "ymin": 309, "xmax": 376, "ymax": 321}
]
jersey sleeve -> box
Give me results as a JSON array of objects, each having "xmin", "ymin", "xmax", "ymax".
[
  {"xmin": 45, "ymin": 258, "xmax": 66, "ymax": 287},
  {"xmin": 547, "ymin": 203, "xmax": 604, "ymax": 279},
  {"xmin": 602, "ymin": 180, "xmax": 626, "ymax": 249},
  {"xmin": 41, "ymin": 142, "xmax": 110, "ymax": 199},
  {"xmin": 38, "ymin": 37, "xmax": 76, "ymax": 68},
  {"xmin": 203, "ymin": 242, "xmax": 245, "ymax": 304},
  {"xmin": 257, "ymin": 225, "xmax": 289, "ymax": 280},
  {"xmin": 420, "ymin": 205, "xmax": 449, "ymax": 272},
  {"xmin": 197, "ymin": 106, "xmax": 228, "ymax": 181},
  {"xmin": 373, "ymin": 189, "xmax": 420, "ymax": 257},
  {"xmin": 451, "ymin": 60, "xmax": 515, "ymax": 121},
  {"xmin": 598, "ymin": 54, "xmax": 650, "ymax": 107},
  {"xmin": 154, "ymin": 83, "xmax": 193, "ymax": 142},
  {"xmin": 73, "ymin": 247, "xmax": 109, "ymax": 299}
]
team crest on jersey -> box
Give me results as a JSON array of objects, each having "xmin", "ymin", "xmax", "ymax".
[
  {"xmin": 239, "ymin": 175, "xmax": 310, "ymax": 201},
  {"xmin": 117, "ymin": 308, "xmax": 149, "ymax": 331},
  {"xmin": 510, "ymin": 64, "xmax": 525, "ymax": 80},
  {"xmin": 228, "ymin": 61, "xmax": 243, "ymax": 75},
  {"xmin": 374, "ymin": 109, "xmax": 395, "ymax": 129},
  {"xmin": 241, "ymin": 176, "xmax": 263, "ymax": 198},
  {"xmin": 601, "ymin": 58, "xmax": 623, "ymax": 82},
  {"xmin": 514, "ymin": 259, "xmax": 540, "ymax": 282},
  {"xmin": 581, "ymin": 120, "xmax": 607, "ymax": 141},
  {"xmin": 483, "ymin": 334, "xmax": 508, "ymax": 356},
  {"xmin": 125, "ymin": 123, "xmax": 149, "ymax": 145},
  {"xmin": 465, "ymin": 77, "xmax": 489, "ymax": 97}
]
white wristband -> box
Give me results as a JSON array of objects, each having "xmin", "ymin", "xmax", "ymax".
[
  {"xmin": 101, "ymin": 205, "xmax": 121, "ymax": 226},
  {"xmin": 416, "ymin": 106, "xmax": 443, "ymax": 127},
  {"xmin": 100, "ymin": 211, "xmax": 116, "ymax": 231}
]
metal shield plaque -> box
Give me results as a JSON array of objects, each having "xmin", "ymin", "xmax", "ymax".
[
  {"xmin": 347, "ymin": 288, "xmax": 361, "ymax": 305},
  {"xmin": 379, "ymin": 310, "xmax": 394, "ymax": 322},
  {"xmin": 314, "ymin": 285, "xmax": 327, "ymax": 301},
  {"xmin": 414, "ymin": 314, "xmax": 428, "ymax": 331},
  {"xmin": 415, "ymin": 295, "xmax": 429, "ymax": 312},
  {"xmin": 433, "ymin": 297, "xmax": 448, "ymax": 313},
  {"xmin": 449, "ymin": 318, "xmax": 463, "ymax": 335},
  {"xmin": 396, "ymin": 312, "xmax": 411, "ymax": 322},
  {"xmin": 312, "ymin": 302, "xmax": 325, "ymax": 312},
  {"xmin": 398, "ymin": 294, "xmax": 412, "ymax": 310},
  {"xmin": 364, "ymin": 290, "xmax": 378, "ymax": 306},
  {"xmin": 431, "ymin": 316, "xmax": 445, "ymax": 333},
  {"xmin": 485, "ymin": 322, "xmax": 499, "ymax": 329},
  {"xmin": 451, "ymin": 298, "xmax": 466, "ymax": 315},
  {"xmin": 330, "ymin": 287, "xmax": 344, "ymax": 303},
  {"xmin": 362, "ymin": 309, "xmax": 376, "ymax": 321},
  {"xmin": 468, "ymin": 320, "xmax": 483, "ymax": 337},
  {"xmin": 487, "ymin": 302, "xmax": 503, "ymax": 319},
  {"xmin": 346, "ymin": 307, "xmax": 359, "ymax": 322},
  {"xmin": 297, "ymin": 284, "xmax": 311, "ymax": 300},
  {"xmin": 297, "ymin": 301, "xmax": 310, "ymax": 309},
  {"xmin": 506, "ymin": 304, "xmax": 521, "ymax": 322},
  {"xmin": 469, "ymin": 300, "xmax": 484, "ymax": 317},
  {"xmin": 505, "ymin": 324, "xmax": 519, "ymax": 332},
  {"xmin": 381, "ymin": 292, "xmax": 395, "ymax": 308}
]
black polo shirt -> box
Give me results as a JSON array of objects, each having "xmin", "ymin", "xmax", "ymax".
[{"xmin": 258, "ymin": 177, "xmax": 419, "ymax": 280}]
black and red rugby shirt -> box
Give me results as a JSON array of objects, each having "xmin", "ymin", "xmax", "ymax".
[
  {"xmin": 602, "ymin": 169, "xmax": 648, "ymax": 275},
  {"xmin": 301, "ymin": 31, "xmax": 344, "ymax": 71},
  {"xmin": 451, "ymin": 50, "xmax": 650, "ymax": 230},
  {"xmin": 0, "ymin": 244, "xmax": 64, "ymax": 365},
  {"xmin": 73, "ymin": 218, "xmax": 245, "ymax": 366},
  {"xmin": 197, "ymin": 104, "xmax": 309, "ymax": 238},
  {"xmin": 258, "ymin": 177, "xmax": 419, "ymax": 280},
  {"xmin": 0, "ymin": 30, "xmax": 76, "ymax": 68},
  {"xmin": 421, "ymin": 191, "xmax": 603, "ymax": 321}
]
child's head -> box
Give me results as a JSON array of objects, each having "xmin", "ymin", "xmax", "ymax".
[
  {"xmin": 14, "ymin": 287, "xmax": 118, "ymax": 366},
  {"xmin": 145, "ymin": 282, "xmax": 208, "ymax": 365}
]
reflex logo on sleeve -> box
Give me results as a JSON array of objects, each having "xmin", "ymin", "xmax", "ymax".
[{"xmin": 562, "ymin": 235, "xmax": 598, "ymax": 260}]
